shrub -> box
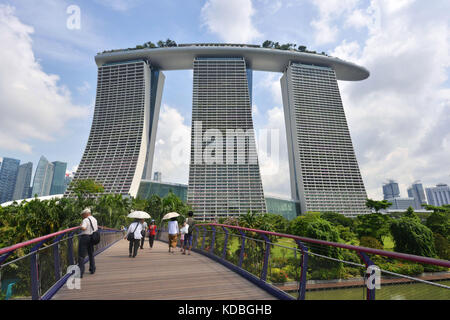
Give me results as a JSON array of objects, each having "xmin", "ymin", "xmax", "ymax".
[
  {"xmin": 360, "ymin": 236, "xmax": 383, "ymax": 250},
  {"xmin": 269, "ymin": 268, "xmax": 289, "ymax": 283}
]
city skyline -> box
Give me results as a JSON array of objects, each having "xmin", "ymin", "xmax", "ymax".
[{"xmin": 0, "ymin": 1, "xmax": 448, "ymax": 202}]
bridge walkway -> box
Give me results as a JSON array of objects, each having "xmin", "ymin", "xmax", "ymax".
[{"xmin": 52, "ymin": 239, "xmax": 275, "ymax": 300}]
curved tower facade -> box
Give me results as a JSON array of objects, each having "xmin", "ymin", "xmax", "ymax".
[{"xmin": 66, "ymin": 60, "xmax": 164, "ymax": 197}]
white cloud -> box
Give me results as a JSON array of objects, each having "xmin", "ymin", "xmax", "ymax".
[
  {"xmin": 310, "ymin": 0, "xmax": 360, "ymax": 45},
  {"xmin": 201, "ymin": 0, "xmax": 262, "ymax": 43},
  {"xmin": 257, "ymin": 106, "xmax": 291, "ymax": 198},
  {"xmin": 331, "ymin": 0, "xmax": 450, "ymax": 199},
  {"xmin": 152, "ymin": 104, "xmax": 191, "ymax": 184},
  {"xmin": 0, "ymin": 5, "xmax": 88, "ymax": 153}
]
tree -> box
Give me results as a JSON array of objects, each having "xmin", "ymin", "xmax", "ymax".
[
  {"xmin": 262, "ymin": 40, "xmax": 274, "ymax": 48},
  {"xmin": 390, "ymin": 218, "xmax": 437, "ymax": 257},
  {"xmin": 69, "ymin": 179, "xmax": 104, "ymax": 207},
  {"xmin": 355, "ymin": 213, "xmax": 391, "ymax": 243},
  {"xmin": 365, "ymin": 198, "xmax": 392, "ymax": 213},
  {"xmin": 425, "ymin": 210, "xmax": 450, "ymax": 239},
  {"xmin": 404, "ymin": 206, "xmax": 420, "ymax": 222},
  {"xmin": 288, "ymin": 212, "xmax": 321, "ymax": 236},
  {"xmin": 433, "ymin": 233, "xmax": 449, "ymax": 260}
]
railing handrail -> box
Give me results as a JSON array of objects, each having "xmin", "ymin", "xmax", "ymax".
[
  {"xmin": 198, "ymin": 223, "xmax": 450, "ymax": 268},
  {"xmin": 0, "ymin": 225, "xmax": 121, "ymax": 256}
]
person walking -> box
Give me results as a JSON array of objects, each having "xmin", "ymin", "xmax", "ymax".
[
  {"xmin": 179, "ymin": 222, "xmax": 187, "ymax": 252},
  {"xmin": 125, "ymin": 219, "xmax": 143, "ymax": 258},
  {"xmin": 183, "ymin": 211, "xmax": 195, "ymax": 255},
  {"xmin": 78, "ymin": 208, "xmax": 98, "ymax": 277},
  {"xmin": 140, "ymin": 220, "xmax": 148, "ymax": 249},
  {"xmin": 148, "ymin": 220, "xmax": 157, "ymax": 249},
  {"xmin": 168, "ymin": 217, "xmax": 179, "ymax": 254}
]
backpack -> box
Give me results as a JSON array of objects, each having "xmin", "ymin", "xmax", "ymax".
[
  {"xmin": 88, "ymin": 217, "xmax": 100, "ymax": 245},
  {"xmin": 187, "ymin": 218, "xmax": 195, "ymax": 235}
]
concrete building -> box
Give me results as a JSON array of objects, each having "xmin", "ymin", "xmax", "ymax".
[
  {"xmin": 407, "ymin": 181, "xmax": 427, "ymax": 210},
  {"xmin": 281, "ymin": 63, "xmax": 370, "ymax": 217},
  {"xmin": 188, "ymin": 57, "xmax": 266, "ymax": 219},
  {"xmin": 386, "ymin": 197, "xmax": 416, "ymax": 211},
  {"xmin": 0, "ymin": 157, "xmax": 20, "ymax": 203},
  {"xmin": 426, "ymin": 184, "xmax": 450, "ymax": 206},
  {"xmin": 68, "ymin": 44, "xmax": 370, "ymax": 219},
  {"xmin": 12, "ymin": 162, "xmax": 33, "ymax": 201}
]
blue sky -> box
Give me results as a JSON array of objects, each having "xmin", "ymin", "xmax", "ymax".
[{"xmin": 0, "ymin": 0, "xmax": 449, "ymax": 200}]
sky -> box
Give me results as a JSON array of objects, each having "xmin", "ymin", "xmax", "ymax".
[{"xmin": 0, "ymin": 0, "xmax": 449, "ymax": 200}]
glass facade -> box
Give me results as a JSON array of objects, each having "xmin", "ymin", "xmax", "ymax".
[
  {"xmin": 137, "ymin": 180, "xmax": 300, "ymax": 220},
  {"xmin": 12, "ymin": 162, "xmax": 33, "ymax": 200},
  {"xmin": 32, "ymin": 156, "xmax": 54, "ymax": 197},
  {"xmin": 50, "ymin": 161, "xmax": 67, "ymax": 195},
  {"xmin": 0, "ymin": 157, "xmax": 20, "ymax": 203},
  {"xmin": 137, "ymin": 180, "xmax": 188, "ymax": 202}
]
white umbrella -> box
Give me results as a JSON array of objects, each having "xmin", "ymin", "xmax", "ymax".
[
  {"xmin": 162, "ymin": 212, "xmax": 180, "ymax": 220},
  {"xmin": 127, "ymin": 211, "xmax": 151, "ymax": 219}
]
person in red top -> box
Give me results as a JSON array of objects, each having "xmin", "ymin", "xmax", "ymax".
[{"xmin": 148, "ymin": 220, "xmax": 157, "ymax": 249}]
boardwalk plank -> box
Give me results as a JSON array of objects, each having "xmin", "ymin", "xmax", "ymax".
[{"xmin": 53, "ymin": 240, "xmax": 275, "ymax": 300}]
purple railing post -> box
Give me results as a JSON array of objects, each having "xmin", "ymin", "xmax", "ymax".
[
  {"xmin": 52, "ymin": 234, "xmax": 65, "ymax": 281},
  {"xmin": 67, "ymin": 232, "xmax": 75, "ymax": 265},
  {"xmin": 238, "ymin": 230, "xmax": 246, "ymax": 268},
  {"xmin": 210, "ymin": 226, "xmax": 216, "ymax": 254},
  {"xmin": 359, "ymin": 251, "xmax": 376, "ymax": 300},
  {"xmin": 201, "ymin": 226, "xmax": 207, "ymax": 251},
  {"xmin": 30, "ymin": 239, "xmax": 46, "ymax": 300},
  {"xmin": 295, "ymin": 240, "xmax": 309, "ymax": 300},
  {"xmin": 221, "ymin": 226, "xmax": 229, "ymax": 260},
  {"xmin": 260, "ymin": 234, "xmax": 270, "ymax": 282}
]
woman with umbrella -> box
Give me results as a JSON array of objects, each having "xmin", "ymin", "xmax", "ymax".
[
  {"xmin": 125, "ymin": 211, "xmax": 150, "ymax": 258},
  {"xmin": 163, "ymin": 212, "xmax": 180, "ymax": 254}
]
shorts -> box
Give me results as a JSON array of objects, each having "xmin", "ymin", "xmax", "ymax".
[{"xmin": 184, "ymin": 234, "xmax": 193, "ymax": 247}]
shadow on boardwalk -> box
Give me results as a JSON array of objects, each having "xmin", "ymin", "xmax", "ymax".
[{"xmin": 53, "ymin": 240, "xmax": 275, "ymax": 300}]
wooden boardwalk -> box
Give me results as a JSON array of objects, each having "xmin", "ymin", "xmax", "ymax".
[{"xmin": 53, "ymin": 240, "xmax": 275, "ymax": 300}]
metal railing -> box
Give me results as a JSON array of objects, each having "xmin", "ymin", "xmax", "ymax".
[
  {"xmin": 160, "ymin": 223, "xmax": 450, "ymax": 300},
  {"xmin": 0, "ymin": 226, "xmax": 123, "ymax": 300}
]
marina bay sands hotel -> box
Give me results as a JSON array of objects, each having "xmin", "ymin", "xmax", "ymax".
[{"xmin": 67, "ymin": 43, "xmax": 371, "ymax": 218}]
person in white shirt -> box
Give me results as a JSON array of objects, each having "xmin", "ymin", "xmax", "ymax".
[
  {"xmin": 167, "ymin": 217, "xmax": 179, "ymax": 254},
  {"xmin": 125, "ymin": 219, "xmax": 143, "ymax": 258},
  {"xmin": 140, "ymin": 220, "xmax": 148, "ymax": 250},
  {"xmin": 78, "ymin": 208, "xmax": 98, "ymax": 277}
]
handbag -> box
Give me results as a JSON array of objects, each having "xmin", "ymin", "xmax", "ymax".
[
  {"xmin": 127, "ymin": 222, "xmax": 140, "ymax": 241},
  {"xmin": 88, "ymin": 217, "xmax": 101, "ymax": 245}
]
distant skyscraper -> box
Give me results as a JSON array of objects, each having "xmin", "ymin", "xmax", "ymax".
[
  {"xmin": 383, "ymin": 180, "xmax": 400, "ymax": 200},
  {"xmin": 153, "ymin": 171, "xmax": 162, "ymax": 182},
  {"xmin": 12, "ymin": 162, "xmax": 33, "ymax": 200},
  {"xmin": 0, "ymin": 157, "xmax": 20, "ymax": 203},
  {"xmin": 407, "ymin": 181, "xmax": 427, "ymax": 210},
  {"xmin": 64, "ymin": 173, "xmax": 73, "ymax": 192},
  {"xmin": 50, "ymin": 161, "xmax": 67, "ymax": 195},
  {"xmin": 426, "ymin": 184, "xmax": 450, "ymax": 206},
  {"xmin": 32, "ymin": 156, "xmax": 55, "ymax": 197}
]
